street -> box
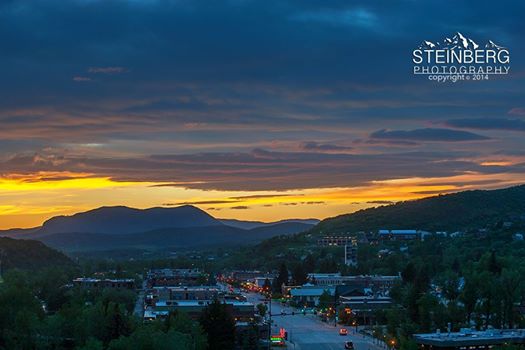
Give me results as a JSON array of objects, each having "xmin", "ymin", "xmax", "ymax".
[{"xmin": 243, "ymin": 292, "xmax": 386, "ymax": 350}]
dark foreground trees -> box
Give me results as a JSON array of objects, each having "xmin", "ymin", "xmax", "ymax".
[{"xmin": 199, "ymin": 299, "xmax": 236, "ymax": 350}]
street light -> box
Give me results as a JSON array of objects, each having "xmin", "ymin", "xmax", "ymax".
[{"xmin": 390, "ymin": 338, "xmax": 397, "ymax": 350}]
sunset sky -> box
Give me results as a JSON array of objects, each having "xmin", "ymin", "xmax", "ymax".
[{"xmin": 1, "ymin": 1, "xmax": 525, "ymax": 229}]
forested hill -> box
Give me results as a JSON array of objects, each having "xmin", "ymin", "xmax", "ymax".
[
  {"xmin": 0, "ymin": 237, "xmax": 74, "ymax": 271},
  {"xmin": 312, "ymin": 184, "xmax": 525, "ymax": 234}
]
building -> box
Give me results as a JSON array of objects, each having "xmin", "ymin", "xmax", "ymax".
[
  {"xmin": 148, "ymin": 286, "xmax": 220, "ymax": 303},
  {"xmin": 317, "ymin": 236, "xmax": 355, "ymax": 247},
  {"xmin": 339, "ymin": 295, "xmax": 393, "ymax": 312},
  {"xmin": 225, "ymin": 270, "xmax": 272, "ymax": 283},
  {"xmin": 146, "ymin": 268, "xmax": 204, "ymax": 287},
  {"xmin": 145, "ymin": 300, "xmax": 255, "ymax": 321},
  {"xmin": 378, "ymin": 229, "xmax": 419, "ymax": 240},
  {"xmin": 289, "ymin": 285, "xmax": 335, "ymax": 307},
  {"xmin": 414, "ymin": 329, "xmax": 525, "ymax": 350},
  {"xmin": 73, "ymin": 278, "xmax": 135, "ymax": 290},
  {"xmin": 307, "ymin": 273, "xmax": 399, "ymax": 292},
  {"xmin": 345, "ymin": 240, "xmax": 358, "ymax": 266},
  {"xmin": 253, "ymin": 276, "xmax": 274, "ymax": 288}
]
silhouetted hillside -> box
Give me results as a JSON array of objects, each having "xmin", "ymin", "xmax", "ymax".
[
  {"xmin": 0, "ymin": 237, "xmax": 74, "ymax": 271},
  {"xmin": 40, "ymin": 205, "xmax": 222, "ymax": 235},
  {"xmin": 313, "ymin": 185, "xmax": 525, "ymax": 234}
]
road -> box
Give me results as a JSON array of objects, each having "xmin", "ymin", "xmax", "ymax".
[
  {"xmin": 134, "ymin": 279, "xmax": 146, "ymax": 318},
  {"xmin": 244, "ymin": 292, "xmax": 387, "ymax": 350}
]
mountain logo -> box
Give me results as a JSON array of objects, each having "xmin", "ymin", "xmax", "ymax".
[
  {"xmin": 417, "ymin": 32, "xmax": 505, "ymax": 51},
  {"xmin": 412, "ymin": 32, "xmax": 510, "ymax": 83}
]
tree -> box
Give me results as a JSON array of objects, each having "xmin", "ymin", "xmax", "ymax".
[
  {"xmin": 318, "ymin": 290, "xmax": 333, "ymax": 310},
  {"xmin": 256, "ymin": 303, "xmax": 268, "ymax": 318},
  {"xmin": 460, "ymin": 274, "xmax": 479, "ymax": 325},
  {"xmin": 199, "ymin": 299, "xmax": 235, "ymax": 350},
  {"xmin": 262, "ymin": 278, "xmax": 272, "ymax": 293},
  {"xmin": 292, "ymin": 264, "xmax": 308, "ymax": 285},
  {"xmin": 273, "ymin": 263, "xmax": 289, "ymax": 293},
  {"xmin": 108, "ymin": 327, "xmax": 192, "ymax": 350}
]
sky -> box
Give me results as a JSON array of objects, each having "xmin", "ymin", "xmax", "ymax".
[{"xmin": 1, "ymin": 0, "xmax": 525, "ymax": 229}]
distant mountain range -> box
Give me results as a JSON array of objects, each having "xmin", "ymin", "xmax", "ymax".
[
  {"xmin": 219, "ymin": 218, "xmax": 319, "ymax": 230},
  {"xmin": 0, "ymin": 206, "xmax": 317, "ymax": 252},
  {"xmin": 313, "ymin": 185, "xmax": 525, "ymax": 234}
]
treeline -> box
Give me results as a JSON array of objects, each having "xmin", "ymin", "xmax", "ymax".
[{"xmin": 0, "ymin": 268, "xmax": 245, "ymax": 350}]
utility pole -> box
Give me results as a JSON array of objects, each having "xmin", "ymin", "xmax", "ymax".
[
  {"xmin": 334, "ymin": 286, "xmax": 338, "ymax": 327},
  {"xmin": 267, "ymin": 290, "xmax": 272, "ymax": 350}
]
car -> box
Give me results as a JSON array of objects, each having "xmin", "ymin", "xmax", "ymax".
[
  {"xmin": 344, "ymin": 341, "xmax": 354, "ymax": 349},
  {"xmin": 339, "ymin": 328, "xmax": 349, "ymax": 336}
]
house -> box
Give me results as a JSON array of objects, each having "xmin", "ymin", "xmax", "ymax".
[{"xmin": 289, "ymin": 285, "xmax": 335, "ymax": 307}]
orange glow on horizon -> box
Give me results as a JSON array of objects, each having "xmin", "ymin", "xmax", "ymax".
[{"xmin": 0, "ymin": 171, "xmax": 523, "ymax": 230}]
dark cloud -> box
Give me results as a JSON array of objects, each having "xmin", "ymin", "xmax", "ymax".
[
  {"xmin": 230, "ymin": 206, "xmax": 249, "ymax": 210},
  {"xmin": 366, "ymin": 200, "xmax": 394, "ymax": 205},
  {"xmin": 229, "ymin": 194, "xmax": 298, "ymax": 200},
  {"xmin": 0, "ymin": 0, "xmax": 523, "ymax": 194},
  {"xmin": 164, "ymin": 200, "xmax": 239, "ymax": 206},
  {"xmin": 443, "ymin": 118, "xmax": 525, "ymax": 132},
  {"xmin": 301, "ymin": 141, "xmax": 353, "ymax": 153},
  {"xmin": 370, "ymin": 128, "xmax": 490, "ymax": 142},
  {"xmin": 2, "ymin": 148, "xmax": 523, "ymax": 191}
]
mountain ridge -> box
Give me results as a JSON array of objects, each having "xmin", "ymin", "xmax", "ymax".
[
  {"xmin": 0, "ymin": 205, "xmax": 316, "ymax": 252},
  {"xmin": 312, "ymin": 184, "xmax": 525, "ymax": 234}
]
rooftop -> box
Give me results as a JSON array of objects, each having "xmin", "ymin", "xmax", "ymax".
[{"xmin": 414, "ymin": 329, "xmax": 525, "ymax": 346}]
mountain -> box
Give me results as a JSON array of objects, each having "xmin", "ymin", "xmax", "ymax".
[
  {"xmin": 485, "ymin": 40, "xmax": 505, "ymax": 49},
  {"xmin": 220, "ymin": 218, "xmax": 319, "ymax": 230},
  {"xmin": 312, "ymin": 185, "xmax": 525, "ymax": 234},
  {"xmin": 39, "ymin": 205, "xmax": 222, "ymax": 235},
  {"xmin": 0, "ymin": 205, "xmax": 315, "ymax": 252},
  {"xmin": 0, "ymin": 237, "xmax": 74, "ymax": 271},
  {"xmin": 34, "ymin": 222, "xmax": 314, "ymax": 252},
  {"xmin": 442, "ymin": 32, "xmax": 479, "ymax": 50},
  {"xmin": 419, "ymin": 32, "xmax": 478, "ymax": 50}
]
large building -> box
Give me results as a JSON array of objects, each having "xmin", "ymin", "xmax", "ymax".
[
  {"xmin": 307, "ymin": 273, "xmax": 399, "ymax": 292},
  {"xmin": 317, "ymin": 236, "xmax": 355, "ymax": 247},
  {"xmin": 145, "ymin": 300, "xmax": 255, "ymax": 322},
  {"xmin": 147, "ymin": 286, "xmax": 220, "ymax": 305},
  {"xmin": 378, "ymin": 229, "xmax": 420, "ymax": 240},
  {"xmin": 146, "ymin": 268, "xmax": 205, "ymax": 287},
  {"xmin": 414, "ymin": 329, "xmax": 525, "ymax": 350},
  {"xmin": 73, "ymin": 278, "xmax": 135, "ymax": 290}
]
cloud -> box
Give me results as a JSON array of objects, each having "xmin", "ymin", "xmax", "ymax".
[
  {"xmin": 291, "ymin": 8, "xmax": 380, "ymax": 30},
  {"xmin": 229, "ymin": 194, "xmax": 298, "ymax": 200},
  {"xmin": 72, "ymin": 76, "xmax": 91, "ymax": 82},
  {"xmin": 3, "ymin": 148, "xmax": 523, "ymax": 192},
  {"xmin": 366, "ymin": 200, "xmax": 394, "ymax": 205},
  {"xmin": 88, "ymin": 66, "xmax": 126, "ymax": 74},
  {"xmin": 443, "ymin": 118, "xmax": 525, "ymax": 132},
  {"xmin": 301, "ymin": 141, "xmax": 353, "ymax": 153},
  {"xmin": 370, "ymin": 128, "xmax": 490, "ymax": 142},
  {"xmin": 163, "ymin": 200, "xmax": 238, "ymax": 206},
  {"xmin": 509, "ymin": 108, "xmax": 525, "ymax": 116},
  {"xmin": 230, "ymin": 205, "xmax": 249, "ymax": 210}
]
